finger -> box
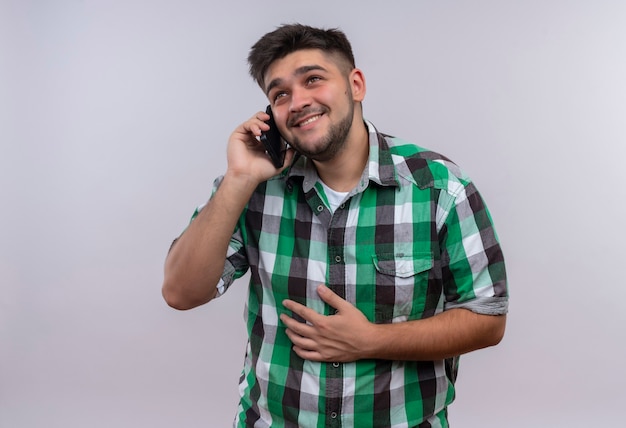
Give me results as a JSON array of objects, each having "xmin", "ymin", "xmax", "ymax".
[
  {"xmin": 292, "ymin": 346, "xmax": 324, "ymax": 362},
  {"xmin": 280, "ymin": 313, "xmax": 308, "ymax": 333},
  {"xmin": 284, "ymin": 327, "xmax": 318, "ymax": 350},
  {"xmin": 247, "ymin": 121, "xmax": 269, "ymax": 139},
  {"xmin": 282, "ymin": 147, "xmax": 296, "ymax": 166},
  {"xmin": 280, "ymin": 314, "xmax": 319, "ymax": 343},
  {"xmin": 282, "ymin": 299, "xmax": 322, "ymax": 324},
  {"xmin": 316, "ymin": 284, "xmax": 351, "ymax": 312},
  {"xmin": 251, "ymin": 111, "xmax": 272, "ymax": 135},
  {"xmin": 255, "ymin": 111, "xmax": 270, "ymax": 122},
  {"xmin": 236, "ymin": 112, "xmax": 270, "ymax": 138}
]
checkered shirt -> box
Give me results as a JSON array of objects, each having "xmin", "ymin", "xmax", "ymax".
[{"xmin": 198, "ymin": 120, "xmax": 508, "ymax": 427}]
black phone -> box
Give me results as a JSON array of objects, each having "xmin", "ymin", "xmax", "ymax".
[{"xmin": 259, "ymin": 105, "xmax": 286, "ymax": 168}]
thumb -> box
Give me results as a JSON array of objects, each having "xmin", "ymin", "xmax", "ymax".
[{"xmin": 277, "ymin": 147, "xmax": 296, "ymax": 173}]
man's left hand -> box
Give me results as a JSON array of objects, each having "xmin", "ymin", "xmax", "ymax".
[{"xmin": 280, "ymin": 284, "xmax": 376, "ymax": 362}]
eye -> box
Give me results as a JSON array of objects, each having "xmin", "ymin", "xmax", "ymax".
[
  {"xmin": 306, "ymin": 75, "xmax": 322, "ymax": 85},
  {"xmin": 272, "ymin": 91, "xmax": 288, "ymax": 104}
]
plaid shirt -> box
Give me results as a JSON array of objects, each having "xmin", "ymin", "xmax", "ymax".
[{"xmin": 200, "ymin": 121, "xmax": 508, "ymax": 428}]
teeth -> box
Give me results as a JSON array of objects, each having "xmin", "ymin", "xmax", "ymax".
[{"xmin": 300, "ymin": 115, "xmax": 321, "ymax": 126}]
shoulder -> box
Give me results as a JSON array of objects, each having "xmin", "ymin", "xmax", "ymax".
[{"xmin": 382, "ymin": 133, "xmax": 471, "ymax": 193}]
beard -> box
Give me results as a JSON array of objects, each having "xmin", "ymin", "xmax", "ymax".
[{"xmin": 288, "ymin": 91, "xmax": 355, "ymax": 162}]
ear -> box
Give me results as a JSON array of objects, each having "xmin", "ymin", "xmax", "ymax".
[{"xmin": 349, "ymin": 68, "xmax": 366, "ymax": 102}]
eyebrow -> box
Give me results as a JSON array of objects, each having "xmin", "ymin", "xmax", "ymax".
[{"xmin": 265, "ymin": 64, "xmax": 328, "ymax": 96}]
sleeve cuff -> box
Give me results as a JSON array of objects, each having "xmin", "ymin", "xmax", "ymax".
[{"xmin": 445, "ymin": 296, "xmax": 509, "ymax": 315}]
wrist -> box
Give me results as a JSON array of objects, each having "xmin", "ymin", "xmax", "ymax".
[
  {"xmin": 222, "ymin": 170, "xmax": 262, "ymax": 194},
  {"xmin": 359, "ymin": 322, "xmax": 385, "ymax": 360}
]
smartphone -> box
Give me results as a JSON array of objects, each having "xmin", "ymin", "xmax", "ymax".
[{"xmin": 259, "ymin": 105, "xmax": 286, "ymax": 168}]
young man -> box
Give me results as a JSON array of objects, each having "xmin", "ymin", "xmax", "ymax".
[{"xmin": 162, "ymin": 24, "xmax": 508, "ymax": 428}]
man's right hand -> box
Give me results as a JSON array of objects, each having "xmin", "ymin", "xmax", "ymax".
[{"xmin": 225, "ymin": 111, "xmax": 293, "ymax": 185}]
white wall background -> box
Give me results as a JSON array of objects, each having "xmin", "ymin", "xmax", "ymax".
[{"xmin": 2, "ymin": 1, "xmax": 625, "ymax": 427}]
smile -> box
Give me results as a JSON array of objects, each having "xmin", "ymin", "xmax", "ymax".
[{"xmin": 295, "ymin": 114, "xmax": 322, "ymax": 127}]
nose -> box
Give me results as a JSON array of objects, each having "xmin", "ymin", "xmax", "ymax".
[{"xmin": 289, "ymin": 86, "xmax": 311, "ymax": 113}]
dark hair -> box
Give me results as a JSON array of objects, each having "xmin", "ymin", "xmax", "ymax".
[{"xmin": 248, "ymin": 23, "xmax": 356, "ymax": 89}]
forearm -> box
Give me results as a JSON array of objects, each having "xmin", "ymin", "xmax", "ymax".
[
  {"xmin": 162, "ymin": 173, "xmax": 257, "ymax": 310},
  {"xmin": 363, "ymin": 309, "xmax": 506, "ymax": 361}
]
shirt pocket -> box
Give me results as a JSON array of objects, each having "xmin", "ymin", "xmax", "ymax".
[{"xmin": 372, "ymin": 252, "xmax": 433, "ymax": 323}]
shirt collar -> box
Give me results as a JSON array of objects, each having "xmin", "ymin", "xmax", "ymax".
[{"xmin": 286, "ymin": 120, "xmax": 399, "ymax": 194}]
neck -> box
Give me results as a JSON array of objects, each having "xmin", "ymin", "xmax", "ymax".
[{"xmin": 313, "ymin": 119, "xmax": 369, "ymax": 192}]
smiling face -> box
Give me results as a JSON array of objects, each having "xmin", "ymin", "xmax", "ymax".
[{"xmin": 263, "ymin": 49, "xmax": 366, "ymax": 162}]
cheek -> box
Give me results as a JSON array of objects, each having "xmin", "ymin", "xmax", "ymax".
[{"xmin": 271, "ymin": 109, "xmax": 288, "ymax": 133}]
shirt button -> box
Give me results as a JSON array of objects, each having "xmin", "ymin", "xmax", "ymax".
[
  {"xmin": 339, "ymin": 203, "xmax": 346, "ymax": 209},
  {"xmin": 331, "ymin": 412, "xmax": 338, "ymax": 419},
  {"xmin": 332, "ymin": 362, "xmax": 340, "ymax": 368},
  {"xmin": 334, "ymin": 255, "xmax": 341, "ymax": 263},
  {"xmin": 317, "ymin": 205, "xmax": 324, "ymax": 212}
]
